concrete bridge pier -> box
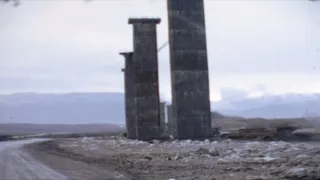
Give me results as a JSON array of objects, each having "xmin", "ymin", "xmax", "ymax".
[
  {"xmin": 128, "ymin": 18, "xmax": 162, "ymax": 141},
  {"xmin": 119, "ymin": 52, "xmax": 137, "ymax": 139},
  {"xmin": 167, "ymin": 0, "xmax": 212, "ymax": 139}
]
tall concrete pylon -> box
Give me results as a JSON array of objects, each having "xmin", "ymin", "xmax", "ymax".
[
  {"xmin": 128, "ymin": 18, "xmax": 162, "ymax": 140},
  {"xmin": 119, "ymin": 52, "xmax": 137, "ymax": 139},
  {"xmin": 167, "ymin": 0, "xmax": 212, "ymax": 139}
]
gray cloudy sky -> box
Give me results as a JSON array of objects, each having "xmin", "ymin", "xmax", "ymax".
[{"xmin": 0, "ymin": 0, "xmax": 320, "ymax": 101}]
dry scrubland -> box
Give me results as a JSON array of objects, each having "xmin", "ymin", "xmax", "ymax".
[
  {"xmin": 34, "ymin": 136, "xmax": 320, "ymax": 180},
  {"xmin": 211, "ymin": 112, "xmax": 320, "ymax": 131}
]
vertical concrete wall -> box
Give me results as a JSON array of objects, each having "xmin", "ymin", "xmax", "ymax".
[
  {"xmin": 128, "ymin": 18, "xmax": 161, "ymax": 141},
  {"xmin": 167, "ymin": 0, "xmax": 212, "ymax": 139},
  {"xmin": 159, "ymin": 102, "xmax": 166, "ymax": 133},
  {"xmin": 166, "ymin": 104, "xmax": 177, "ymax": 137},
  {"xmin": 119, "ymin": 52, "xmax": 137, "ymax": 139}
]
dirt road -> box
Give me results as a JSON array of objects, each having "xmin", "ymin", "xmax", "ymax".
[
  {"xmin": 0, "ymin": 139, "xmax": 131, "ymax": 180},
  {"xmin": 0, "ymin": 139, "xmax": 68, "ymax": 180}
]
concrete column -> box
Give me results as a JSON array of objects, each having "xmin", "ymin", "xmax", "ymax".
[
  {"xmin": 128, "ymin": 18, "xmax": 161, "ymax": 140},
  {"xmin": 167, "ymin": 0, "xmax": 212, "ymax": 139},
  {"xmin": 159, "ymin": 102, "xmax": 166, "ymax": 133},
  {"xmin": 166, "ymin": 105, "xmax": 172, "ymax": 136},
  {"xmin": 166, "ymin": 104, "xmax": 177, "ymax": 137},
  {"xmin": 119, "ymin": 52, "xmax": 137, "ymax": 139}
]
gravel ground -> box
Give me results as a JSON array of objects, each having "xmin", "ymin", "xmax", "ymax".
[
  {"xmin": 49, "ymin": 137, "xmax": 320, "ymax": 180},
  {"xmin": 25, "ymin": 139, "xmax": 131, "ymax": 180}
]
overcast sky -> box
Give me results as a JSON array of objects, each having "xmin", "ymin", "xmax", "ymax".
[{"xmin": 0, "ymin": 0, "xmax": 320, "ymax": 102}]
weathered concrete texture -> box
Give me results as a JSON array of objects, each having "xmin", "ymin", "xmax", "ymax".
[
  {"xmin": 159, "ymin": 102, "xmax": 166, "ymax": 133},
  {"xmin": 120, "ymin": 52, "xmax": 137, "ymax": 139},
  {"xmin": 166, "ymin": 104, "xmax": 177, "ymax": 137},
  {"xmin": 167, "ymin": 0, "xmax": 212, "ymax": 139},
  {"xmin": 128, "ymin": 18, "xmax": 161, "ymax": 141}
]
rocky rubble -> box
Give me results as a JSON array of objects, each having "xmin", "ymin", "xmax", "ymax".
[{"xmin": 57, "ymin": 137, "xmax": 320, "ymax": 180}]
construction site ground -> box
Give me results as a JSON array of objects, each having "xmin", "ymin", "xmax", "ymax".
[{"xmin": 28, "ymin": 136, "xmax": 320, "ymax": 180}]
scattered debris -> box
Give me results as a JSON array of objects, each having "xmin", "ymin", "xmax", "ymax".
[
  {"xmin": 142, "ymin": 154, "xmax": 152, "ymax": 160},
  {"xmin": 194, "ymin": 147, "xmax": 209, "ymax": 155},
  {"xmin": 174, "ymin": 153, "xmax": 182, "ymax": 160},
  {"xmin": 282, "ymin": 167, "xmax": 320, "ymax": 180},
  {"xmin": 56, "ymin": 136, "xmax": 320, "ymax": 180},
  {"xmin": 209, "ymin": 148, "xmax": 220, "ymax": 156}
]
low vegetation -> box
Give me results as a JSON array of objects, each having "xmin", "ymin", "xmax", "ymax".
[
  {"xmin": 0, "ymin": 134, "xmax": 13, "ymax": 141},
  {"xmin": 211, "ymin": 112, "xmax": 320, "ymax": 141},
  {"xmin": 212, "ymin": 111, "xmax": 318, "ymax": 130}
]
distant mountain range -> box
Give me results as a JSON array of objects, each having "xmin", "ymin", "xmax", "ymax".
[
  {"xmin": 213, "ymin": 93, "xmax": 320, "ymax": 119},
  {"xmin": 0, "ymin": 123, "xmax": 124, "ymax": 135},
  {"xmin": 0, "ymin": 93, "xmax": 125, "ymax": 124},
  {"xmin": 0, "ymin": 92, "xmax": 319, "ymax": 124}
]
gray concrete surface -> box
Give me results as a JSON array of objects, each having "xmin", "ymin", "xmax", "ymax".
[
  {"xmin": 128, "ymin": 18, "xmax": 162, "ymax": 140},
  {"xmin": 167, "ymin": 0, "xmax": 212, "ymax": 139},
  {"xmin": 159, "ymin": 102, "xmax": 166, "ymax": 133},
  {"xmin": 120, "ymin": 52, "xmax": 137, "ymax": 139},
  {"xmin": 0, "ymin": 139, "xmax": 68, "ymax": 180}
]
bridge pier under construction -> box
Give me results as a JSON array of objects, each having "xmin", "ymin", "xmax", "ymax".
[
  {"xmin": 126, "ymin": 18, "xmax": 162, "ymax": 141},
  {"xmin": 120, "ymin": 52, "xmax": 136, "ymax": 139},
  {"xmin": 167, "ymin": 0, "xmax": 212, "ymax": 139}
]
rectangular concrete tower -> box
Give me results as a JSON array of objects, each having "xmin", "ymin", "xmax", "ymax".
[
  {"xmin": 167, "ymin": 0, "xmax": 212, "ymax": 139},
  {"xmin": 119, "ymin": 52, "xmax": 137, "ymax": 139},
  {"xmin": 128, "ymin": 18, "xmax": 161, "ymax": 141}
]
